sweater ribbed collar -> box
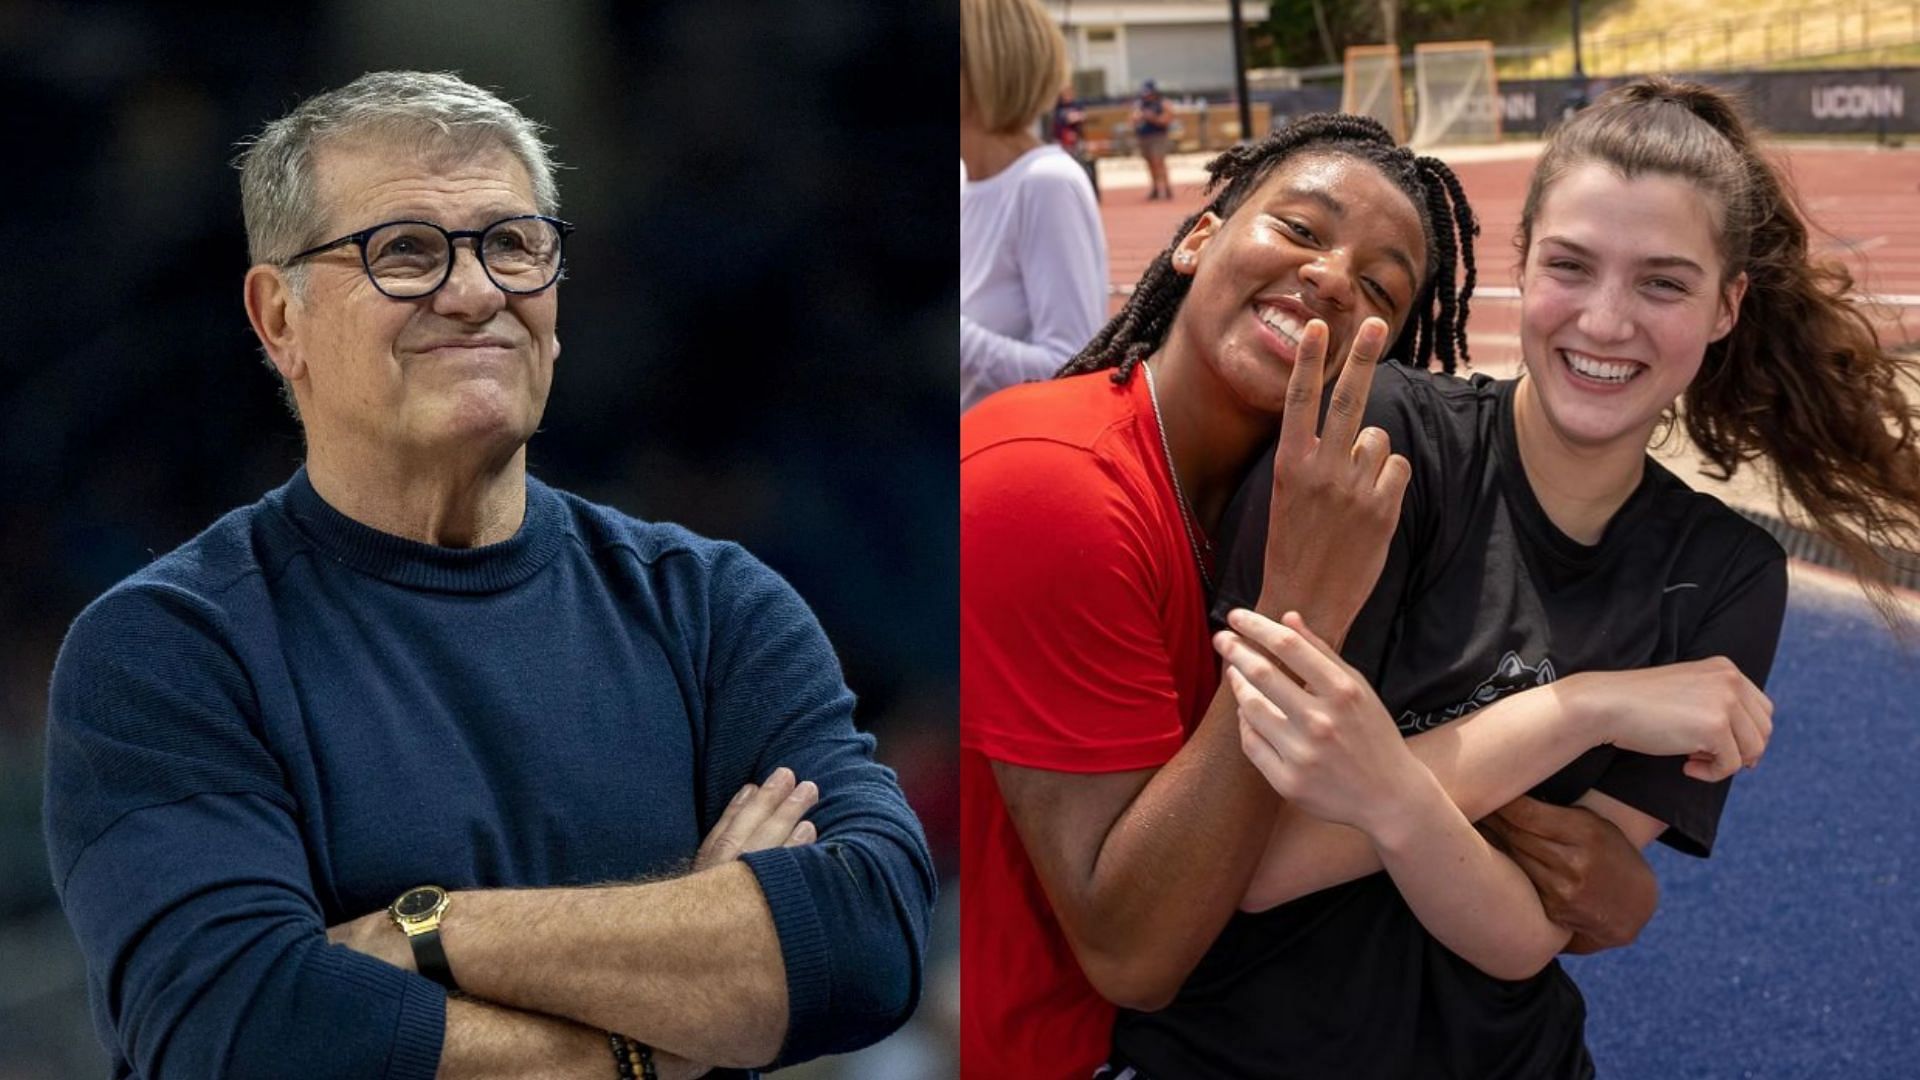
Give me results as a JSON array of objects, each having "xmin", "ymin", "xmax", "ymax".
[{"xmin": 273, "ymin": 466, "xmax": 570, "ymax": 594}]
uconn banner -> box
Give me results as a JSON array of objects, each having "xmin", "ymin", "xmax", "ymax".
[{"xmin": 1497, "ymin": 68, "xmax": 1917, "ymax": 137}]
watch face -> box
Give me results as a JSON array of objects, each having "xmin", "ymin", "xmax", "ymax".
[{"xmin": 395, "ymin": 888, "xmax": 441, "ymax": 918}]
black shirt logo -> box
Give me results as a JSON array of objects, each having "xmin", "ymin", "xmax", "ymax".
[{"xmin": 1397, "ymin": 650, "xmax": 1558, "ymax": 734}]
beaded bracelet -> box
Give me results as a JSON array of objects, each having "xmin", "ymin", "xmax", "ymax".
[
  {"xmin": 607, "ymin": 1032, "xmax": 635, "ymax": 1080},
  {"xmin": 606, "ymin": 1032, "xmax": 659, "ymax": 1080}
]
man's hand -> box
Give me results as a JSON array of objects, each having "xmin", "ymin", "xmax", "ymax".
[
  {"xmin": 694, "ymin": 767, "xmax": 818, "ymax": 871},
  {"xmin": 1256, "ymin": 316, "xmax": 1408, "ymax": 646},
  {"xmin": 328, "ymin": 766, "xmax": 821, "ymax": 964},
  {"xmin": 322, "ymin": 768, "xmax": 817, "ymax": 1068},
  {"xmin": 1482, "ymin": 796, "xmax": 1659, "ymax": 954}
]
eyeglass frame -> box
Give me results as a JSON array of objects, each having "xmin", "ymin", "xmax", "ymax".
[{"xmin": 281, "ymin": 214, "xmax": 576, "ymax": 299}]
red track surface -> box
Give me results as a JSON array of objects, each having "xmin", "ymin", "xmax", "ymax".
[{"xmin": 1100, "ymin": 144, "xmax": 1920, "ymax": 370}]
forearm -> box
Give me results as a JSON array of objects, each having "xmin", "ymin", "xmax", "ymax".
[
  {"xmin": 1067, "ymin": 685, "xmax": 1281, "ymax": 1009},
  {"xmin": 961, "ymin": 315, "xmax": 1073, "ymax": 394},
  {"xmin": 439, "ymin": 998, "xmax": 707, "ymax": 1080},
  {"xmin": 444, "ymin": 862, "xmax": 786, "ymax": 1069},
  {"xmin": 1243, "ymin": 679, "xmax": 1597, "ymax": 910},
  {"xmin": 1369, "ymin": 766, "xmax": 1572, "ymax": 981}
]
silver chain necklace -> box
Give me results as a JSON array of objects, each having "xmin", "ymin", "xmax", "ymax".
[{"xmin": 1140, "ymin": 359, "xmax": 1214, "ymax": 591}]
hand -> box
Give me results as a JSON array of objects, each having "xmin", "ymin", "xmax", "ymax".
[
  {"xmin": 327, "ymin": 907, "xmax": 415, "ymax": 972},
  {"xmin": 1566, "ymin": 659, "xmax": 1774, "ymax": 782},
  {"xmin": 1220, "ymin": 608, "xmax": 1425, "ymax": 834},
  {"xmin": 1482, "ymin": 796, "xmax": 1657, "ymax": 953},
  {"xmin": 693, "ymin": 766, "xmax": 819, "ymax": 872},
  {"xmin": 1256, "ymin": 317, "xmax": 1408, "ymax": 646}
]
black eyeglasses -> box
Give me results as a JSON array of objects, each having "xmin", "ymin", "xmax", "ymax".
[{"xmin": 284, "ymin": 215, "xmax": 575, "ymax": 299}]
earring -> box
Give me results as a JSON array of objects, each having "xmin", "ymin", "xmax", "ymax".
[{"xmin": 1176, "ymin": 252, "xmax": 1195, "ymax": 267}]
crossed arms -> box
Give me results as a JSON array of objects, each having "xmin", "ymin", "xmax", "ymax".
[
  {"xmin": 1219, "ymin": 609, "xmax": 1772, "ymax": 980},
  {"xmin": 45, "ymin": 554, "xmax": 935, "ymax": 1079},
  {"xmin": 328, "ymin": 770, "xmax": 828, "ymax": 1078}
]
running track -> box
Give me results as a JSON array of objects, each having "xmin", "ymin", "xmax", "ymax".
[
  {"xmin": 1100, "ymin": 144, "xmax": 1920, "ymax": 369},
  {"xmin": 1572, "ymin": 568, "xmax": 1920, "ymax": 1078}
]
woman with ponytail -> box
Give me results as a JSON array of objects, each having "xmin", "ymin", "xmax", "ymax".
[
  {"xmin": 961, "ymin": 112, "xmax": 1663, "ymax": 1078},
  {"xmin": 1119, "ymin": 78, "xmax": 1920, "ymax": 1078}
]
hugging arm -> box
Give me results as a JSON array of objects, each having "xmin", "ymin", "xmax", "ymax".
[
  {"xmin": 970, "ymin": 320, "xmax": 1407, "ymax": 1009},
  {"xmin": 1480, "ymin": 794, "xmax": 1659, "ymax": 953},
  {"xmin": 1231, "ymin": 637, "xmax": 1677, "ymax": 914},
  {"xmin": 1220, "ymin": 383, "xmax": 1774, "ymax": 955},
  {"xmin": 1226, "ymin": 611, "xmax": 1771, "ymax": 979}
]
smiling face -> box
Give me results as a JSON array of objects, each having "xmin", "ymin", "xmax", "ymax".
[
  {"xmin": 1518, "ymin": 162, "xmax": 1747, "ymax": 452},
  {"xmin": 1167, "ymin": 152, "xmax": 1427, "ymax": 415},
  {"xmin": 282, "ymin": 136, "xmax": 560, "ymax": 467}
]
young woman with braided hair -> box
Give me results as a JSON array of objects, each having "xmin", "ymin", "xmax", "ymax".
[
  {"xmin": 1115, "ymin": 78, "xmax": 1920, "ymax": 1078},
  {"xmin": 962, "ymin": 113, "xmax": 1657, "ymax": 1078}
]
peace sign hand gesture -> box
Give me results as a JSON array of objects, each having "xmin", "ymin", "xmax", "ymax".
[{"xmin": 1255, "ymin": 316, "xmax": 1409, "ymax": 648}]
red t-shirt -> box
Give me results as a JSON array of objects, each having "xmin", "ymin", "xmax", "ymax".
[{"xmin": 960, "ymin": 370, "xmax": 1218, "ymax": 1079}]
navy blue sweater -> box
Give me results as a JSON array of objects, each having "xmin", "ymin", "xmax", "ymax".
[{"xmin": 43, "ymin": 468, "xmax": 936, "ymax": 1079}]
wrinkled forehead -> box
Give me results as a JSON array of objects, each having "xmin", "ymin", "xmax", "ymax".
[{"xmin": 309, "ymin": 129, "xmax": 536, "ymax": 233}]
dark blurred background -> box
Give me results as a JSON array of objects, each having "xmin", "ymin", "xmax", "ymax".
[{"xmin": 0, "ymin": 1, "xmax": 958, "ymax": 1076}]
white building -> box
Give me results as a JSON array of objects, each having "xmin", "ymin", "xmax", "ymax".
[{"xmin": 1044, "ymin": 1, "xmax": 1237, "ymax": 99}]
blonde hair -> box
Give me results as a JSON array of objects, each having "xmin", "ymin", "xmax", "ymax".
[{"xmin": 960, "ymin": 0, "xmax": 1068, "ymax": 135}]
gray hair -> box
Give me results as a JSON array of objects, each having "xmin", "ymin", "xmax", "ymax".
[
  {"xmin": 236, "ymin": 70, "xmax": 561, "ymax": 270},
  {"xmin": 235, "ymin": 71, "xmax": 561, "ymax": 420}
]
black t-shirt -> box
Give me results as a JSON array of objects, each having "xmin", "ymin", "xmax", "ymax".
[{"xmin": 1110, "ymin": 367, "xmax": 1789, "ymax": 1079}]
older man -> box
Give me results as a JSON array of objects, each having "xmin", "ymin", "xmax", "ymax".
[{"xmin": 43, "ymin": 71, "xmax": 933, "ymax": 1079}]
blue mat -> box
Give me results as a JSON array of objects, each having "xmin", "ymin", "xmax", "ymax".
[{"xmin": 1567, "ymin": 576, "xmax": 1920, "ymax": 1078}]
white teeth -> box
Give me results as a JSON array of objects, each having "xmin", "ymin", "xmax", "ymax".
[
  {"xmin": 1562, "ymin": 350, "xmax": 1641, "ymax": 384},
  {"xmin": 1257, "ymin": 305, "xmax": 1305, "ymax": 345}
]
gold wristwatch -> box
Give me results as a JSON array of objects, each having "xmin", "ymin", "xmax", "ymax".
[{"xmin": 389, "ymin": 885, "xmax": 459, "ymax": 991}]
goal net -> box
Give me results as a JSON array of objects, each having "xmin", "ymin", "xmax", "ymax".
[
  {"xmin": 1340, "ymin": 45, "xmax": 1406, "ymax": 144},
  {"xmin": 1410, "ymin": 40, "xmax": 1501, "ymax": 148}
]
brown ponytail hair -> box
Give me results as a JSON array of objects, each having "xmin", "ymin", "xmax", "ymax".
[{"xmin": 1520, "ymin": 78, "xmax": 1920, "ymax": 626}]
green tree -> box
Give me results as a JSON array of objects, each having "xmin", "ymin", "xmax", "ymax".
[
  {"xmin": 1263, "ymin": 0, "xmax": 1372, "ymax": 66},
  {"xmin": 1263, "ymin": 0, "xmax": 1574, "ymax": 67}
]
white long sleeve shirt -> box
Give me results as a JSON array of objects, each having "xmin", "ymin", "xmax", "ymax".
[{"xmin": 960, "ymin": 145, "xmax": 1108, "ymax": 412}]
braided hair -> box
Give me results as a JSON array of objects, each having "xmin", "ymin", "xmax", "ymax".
[{"xmin": 1058, "ymin": 114, "xmax": 1478, "ymax": 383}]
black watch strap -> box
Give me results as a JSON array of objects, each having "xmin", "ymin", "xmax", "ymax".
[{"xmin": 408, "ymin": 927, "xmax": 459, "ymax": 992}]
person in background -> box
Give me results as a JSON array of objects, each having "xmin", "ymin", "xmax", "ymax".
[
  {"xmin": 961, "ymin": 0, "xmax": 1109, "ymax": 411},
  {"xmin": 1132, "ymin": 79, "xmax": 1174, "ymax": 201},
  {"xmin": 1052, "ymin": 85, "xmax": 1100, "ymax": 200}
]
